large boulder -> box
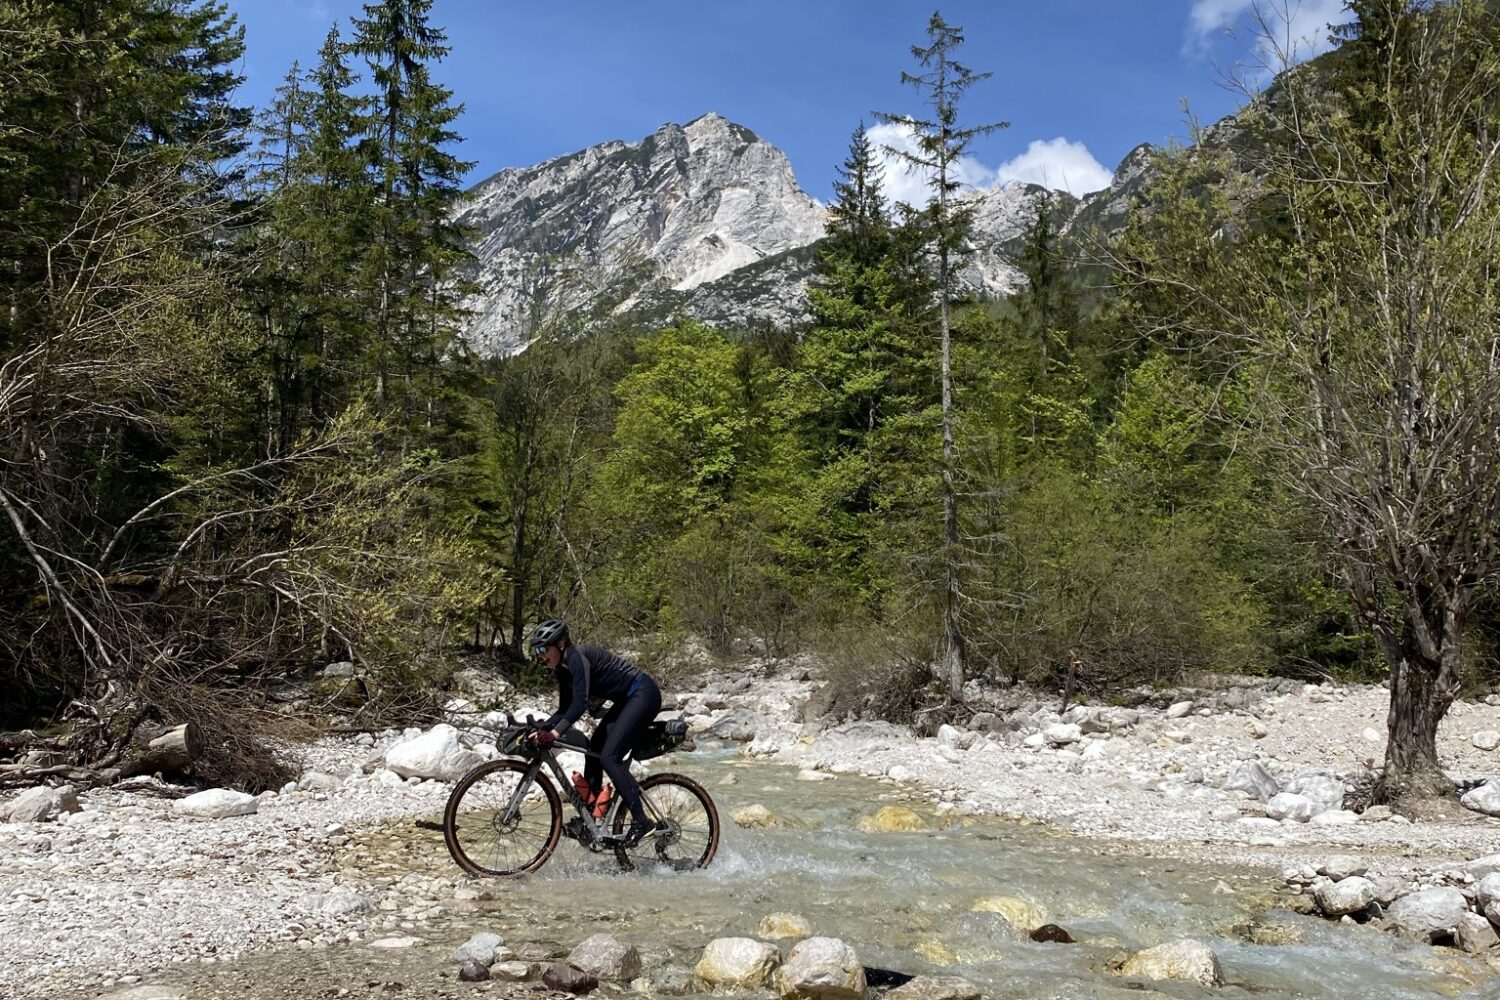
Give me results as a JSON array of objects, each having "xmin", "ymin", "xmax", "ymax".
[
  {"xmin": 857, "ymin": 805, "xmax": 929, "ymax": 833},
  {"xmin": 695, "ymin": 937, "xmax": 780, "ymax": 988},
  {"xmin": 1043, "ymin": 723, "xmax": 1082, "ymax": 746},
  {"xmin": 1223, "ymin": 761, "xmax": 1279, "ymax": 801},
  {"xmin": 1387, "ymin": 887, "xmax": 1469, "ymax": 942},
  {"xmin": 1265, "ymin": 792, "xmax": 1320, "ymax": 822},
  {"xmin": 567, "ymin": 933, "xmax": 641, "ymax": 981},
  {"xmin": 2, "ymin": 785, "xmax": 81, "ymax": 823},
  {"xmin": 384, "ymin": 724, "xmax": 462, "ymax": 780},
  {"xmin": 174, "ymin": 788, "xmax": 256, "ymax": 819},
  {"xmin": 436, "ymin": 749, "xmax": 487, "ymax": 783},
  {"xmin": 884, "ymin": 976, "xmax": 981, "ymax": 1000},
  {"xmin": 1314, "ymin": 876, "xmax": 1375, "ymax": 917},
  {"xmin": 971, "ymin": 895, "xmax": 1048, "ymax": 932},
  {"xmin": 1476, "ymin": 873, "xmax": 1500, "ymax": 923},
  {"xmin": 775, "ymin": 937, "xmax": 867, "ymax": 1000},
  {"xmin": 1461, "ymin": 781, "xmax": 1500, "ymax": 817},
  {"xmin": 1465, "ymin": 854, "xmax": 1500, "ymax": 881},
  {"xmin": 705, "ymin": 709, "xmax": 764, "ymax": 741},
  {"xmin": 1285, "ymin": 770, "xmax": 1346, "ymax": 811},
  {"xmin": 1473, "ymin": 731, "xmax": 1500, "ymax": 752},
  {"xmin": 1456, "ymin": 912, "xmax": 1500, "ymax": 954},
  {"xmin": 1118, "ymin": 940, "xmax": 1224, "ymax": 987}
]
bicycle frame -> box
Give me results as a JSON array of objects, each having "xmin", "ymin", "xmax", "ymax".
[{"xmin": 502, "ymin": 738, "xmax": 635, "ymax": 849}]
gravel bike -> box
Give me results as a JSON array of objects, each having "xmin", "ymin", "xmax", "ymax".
[{"xmin": 442, "ymin": 714, "xmax": 720, "ymax": 877}]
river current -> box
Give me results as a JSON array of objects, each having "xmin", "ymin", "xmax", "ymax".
[{"xmin": 100, "ymin": 744, "xmax": 1500, "ymax": 1000}]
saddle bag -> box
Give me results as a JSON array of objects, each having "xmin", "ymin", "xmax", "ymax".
[{"xmin": 632, "ymin": 719, "xmax": 693, "ymax": 760}]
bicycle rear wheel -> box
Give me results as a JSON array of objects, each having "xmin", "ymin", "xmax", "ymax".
[
  {"xmin": 443, "ymin": 759, "xmax": 561, "ymax": 877},
  {"xmin": 613, "ymin": 772, "xmax": 719, "ymax": 872}
]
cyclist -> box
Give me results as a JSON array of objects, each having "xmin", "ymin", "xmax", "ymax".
[{"xmin": 527, "ymin": 619, "xmax": 665, "ymax": 847}]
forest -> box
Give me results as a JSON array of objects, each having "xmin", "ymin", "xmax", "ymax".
[{"xmin": 3, "ymin": 0, "xmax": 1499, "ymax": 809}]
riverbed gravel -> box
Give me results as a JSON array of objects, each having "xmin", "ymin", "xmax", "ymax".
[{"xmin": 2, "ymin": 665, "xmax": 1498, "ymax": 998}]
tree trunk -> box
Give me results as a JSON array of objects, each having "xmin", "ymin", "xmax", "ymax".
[
  {"xmin": 118, "ymin": 722, "xmax": 204, "ymax": 779},
  {"xmin": 1373, "ymin": 603, "xmax": 1463, "ymax": 815}
]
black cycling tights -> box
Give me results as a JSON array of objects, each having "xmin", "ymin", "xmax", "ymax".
[{"xmin": 584, "ymin": 675, "xmax": 662, "ymax": 827}]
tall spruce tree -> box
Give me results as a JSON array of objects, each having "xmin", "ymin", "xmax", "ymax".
[
  {"xmin": 875, "ymin": 12, "xmax": 1007, "ymax": 699},
  {"xmin": 348, "ymin": 0, "xmax": 474, "ymax": 440}
]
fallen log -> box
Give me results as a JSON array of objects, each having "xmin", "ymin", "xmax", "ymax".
[{"xmin": 117, "ymin": 722, "xmax": 204, "ymax": 779}]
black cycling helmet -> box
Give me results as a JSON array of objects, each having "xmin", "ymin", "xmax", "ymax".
[{"xmin": 528, "ymin": 619, "xmax": 569, "ymax": 657}]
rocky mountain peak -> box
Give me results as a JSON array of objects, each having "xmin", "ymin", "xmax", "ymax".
[{"xmin": 456, "ymin": 114, "xmax": 826, "ymax": 355}]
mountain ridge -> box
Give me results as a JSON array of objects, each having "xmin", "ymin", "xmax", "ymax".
[{"xmin": 456, "ymin": 114, "xmax": 1142, "ymax": 355}]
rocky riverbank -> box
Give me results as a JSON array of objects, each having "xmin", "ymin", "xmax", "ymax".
[{"xmin": 3, "ymin": 660, "xmax": 1499, "ymax": 998}]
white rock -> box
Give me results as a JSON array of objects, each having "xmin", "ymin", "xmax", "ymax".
[
  {"xmin": 302, "ymin": 890, "xmax": 371, "ymax": 916},
  {"xmin": 1043, "ymin": 723, "xmax": 1081, "ymax": 746},
  {"xmin": 798, "ymin": 769, "xmax": 834, "ymax": 781},
  {"xmin": 296, "ymin": 771, "xmax": 342, "ymax": 793},
  {"xmin": 1456, "ymin": 911, "xmax": 1500, "ymax": 953},
  {"xmin": 1461, "ymin": 781, "xmax": 1500, "ymax": 817},
  {"xmin": 1316, "ymin": 855, "xmax": 1368, "ymax": 880},
  {"xmin": 696, "ymin": 937, "xmax": 781, "ymax": 987},
  {"xmin": 99, "ymin": 988, "xmax": 187, "ymax": 1000},
  {"xmin": 452, "ymin": 932, "xmax": 505, "ymax": 965},
  {"xmin": 1022, "ymin": 732, "xmax": 1046, "ymax": 749},
  {"xmin": 1476, "ymin": 873, "xmax": 1500, "ymax": 922},
  {"xmin": 775, "ymin": 937, "xmax": 866, "ymax": 1000},
  {"xmin": 1265, "ymin": 792, "xmax": 1320, "ymax": 822},
  {"xmin": 1362, "ymin": 727, "xmax": 1381, "ymax": 742},
  {"xmin": 1223, "ymin": 761, "xmax": 1279, "ymax": 801},
  {"xmin": 885, "ymin": 976, "xmax": 981, "ymax": 1000},
  {"xmin": 1245, "ymin": 720, "xmax": 1268, "ymax": 739},
  {"xmin": 174, "ymin": 788, "xmax": 257, "ymax": 819},
  {"xmin": 1315, "ymin": 876, "xmax": 1375, "ymax": 916},
  {"xmin": 1473, "ymin": 731, "xmax": 1500, "ymax": 752},
  {"xmin": 1387, "ymin": 887, "xmax": 1469, "ymax": 941},
  {"xmin": 384, "ymin": 724, "xmax": 463, "ymax": 779},
  {"xmin": 1166, "ymin": 701, "xmax": 1194, "ymax": 719},
  {"xmin": 1285, "ymin": 770, "xmax": 1346, "ymax": 810},
  {"xmin": 568, "ymin": 933, "xmax": 641, "ymax": 981},
  {"xmin": 2, "ymin": 785, "xmax": 81, "ymax": 823},
  {"xmin": 1119, "ymin": 939, "xmax": 1223, "ymax": 987},
  {"xmin": 1465, "ymin": 853, "xmax": 1500, "ymax": 881},
  {"xmin": 369, "ymin": 936, "xmax": 424, "ymax": 949},
  {"xmin": 886, "ymin": 764, "xmax": 913, "ymax": 781},
  {"xmin": 1310, "ymin": 809, "xmax": 1359, "ymax": 826},
  {"xmin": 436, "ymin": 749, "xmax": 487, "ymax": 782}
]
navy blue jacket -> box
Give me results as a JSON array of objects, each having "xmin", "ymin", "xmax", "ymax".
[{"xmin": 543, "ymin": 643, "xmax": 645, "ymax": 735}]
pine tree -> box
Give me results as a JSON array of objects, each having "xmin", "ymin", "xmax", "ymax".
[
  {"xmin": 875, "ymin": 12, "xmax": 1007, "ymax": 699},
  {"xmin": 348, "ymin": 0, "xmax": 474, "ymax": 441}
]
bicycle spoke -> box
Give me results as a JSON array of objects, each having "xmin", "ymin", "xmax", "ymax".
[{"xmin": 444, "ymin": 760, "xmax": 560, "ymax": 877}]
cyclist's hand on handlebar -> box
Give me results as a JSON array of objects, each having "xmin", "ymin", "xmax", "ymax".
[{"xmin": 531, "ymin": 728, "xmax": 557, "ymax": 748}]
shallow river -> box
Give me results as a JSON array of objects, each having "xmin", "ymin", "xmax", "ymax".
[{"xmin": 114, "ymin": 745, "xmax": 1500, "ymax": 1000}]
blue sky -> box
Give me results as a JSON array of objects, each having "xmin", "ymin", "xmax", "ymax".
[{"xmin": 226, "ymin": 0, "xmax": 1347, "ymax": 201}]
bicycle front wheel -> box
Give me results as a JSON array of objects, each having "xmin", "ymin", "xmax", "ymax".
[
  {"xmin": 613, "ymin": 772, "xmax": 720, "ymax": 872},
  {"xmin": 443, "ymin": 759, "xmax": 561, "ymax": 877}
]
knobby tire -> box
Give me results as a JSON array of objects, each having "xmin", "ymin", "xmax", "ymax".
[
  {"xmin": 443, "ymin": 758, "xmax": 561, "ymax": 878},
  {"xmin": 612, "ymin": 772, "xmax": 720, "ymax": 873}
]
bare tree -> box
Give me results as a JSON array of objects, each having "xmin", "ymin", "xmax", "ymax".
[
  {"xmin": 875, "ymin": 11, "xmax": 1007, "ymax": 700},
  {"xmin": 1117, "ymin": 0, "xmax": 1500, "ymax": 812}
]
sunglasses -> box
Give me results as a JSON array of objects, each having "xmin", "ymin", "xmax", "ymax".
[{"xmin": 530, "ymin": 643, "xmax": 551, "ymax": 659}]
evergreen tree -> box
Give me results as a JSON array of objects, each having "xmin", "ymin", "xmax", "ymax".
[
  {"xmin": 348, "ymin": 0, "xmax": 474, "ymax": 440},
  {"xmin": 875, "ymin": 11, "xmax": 1007, "ymax": 698}
]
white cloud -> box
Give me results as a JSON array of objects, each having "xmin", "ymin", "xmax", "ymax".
[
  {"xmin": 867, "ymin": 122, "xmax": 994, "ymax": 207},
  {"xmin": 867, "ymin": 122, "xmax": 1111, "ymax": 206},
  {"xmin": 1187, "ymin": 0, "xmax": 1345, "ymax": 68},
  {"xmin": 996, "ymin": 138, "xmax": 1113, "ymax": 196}
]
